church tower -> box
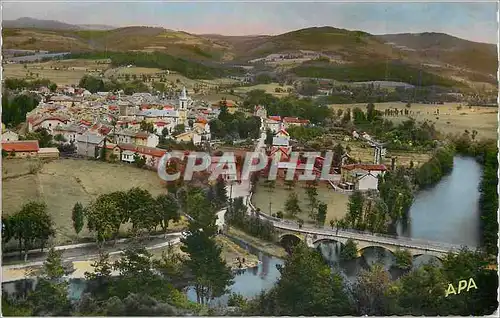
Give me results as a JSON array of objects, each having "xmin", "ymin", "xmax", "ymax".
[{"xmin": 178, "ymin": 86, "xmax": 188, "ymax": 126}]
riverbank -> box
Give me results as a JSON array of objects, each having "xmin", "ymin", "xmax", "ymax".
[{"xmin": 226, "ymin": 228, "xmax": 288, "ymax": 259}]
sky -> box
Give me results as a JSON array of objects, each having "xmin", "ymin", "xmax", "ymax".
[{"xmin": 2, "ymin": 1, "xmax": 498, "ymax": 44}]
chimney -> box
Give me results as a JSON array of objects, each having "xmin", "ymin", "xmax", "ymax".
[{"xmin": 391, "ymin": 157, "xmax": 396, "ymax": 171}]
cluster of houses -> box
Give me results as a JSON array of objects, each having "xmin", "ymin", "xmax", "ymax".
[
  {"xmin": 2, "ymin": 86, "xmax": 218, "ymax": 167},
  {"xmin": 253, "ymin": 106, "xmax": 386, "ymax": 192}
]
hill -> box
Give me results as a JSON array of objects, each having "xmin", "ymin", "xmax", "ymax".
[
  {"xmin": 378, "ymin": 32, "xmax": 497, "ymax": 76},
  {"xmin": 1, "ymin": 22, "xmax": 496, "ymax": 88},
  {"xmin": 3, "ymin": 17, "xmax": 115, "ymax": 31},
  {"xmin": 2, "ymin": 26, "xmax": 233, "ymax": 61}
]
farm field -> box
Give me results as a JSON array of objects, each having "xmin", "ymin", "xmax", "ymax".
[
  {"xmin": 339, "ymin": 140, "xmax": 432, "ymax": 168},
  {"xmin": 251, "ymin": 180, "xmax": 350, "ymax": 226},
  {"xmin": 104, "ymin": 66, "xmax": 164, "ymax": 77},
  {"xmin": 330, "ymin": 102, "xmax": 498, "ymax": 140},
  {"xmin": 3, "ymin": 59, "xmax": 110, "ymax": 85},
  {"xmin": 2, "ymin": 159, "xmax": 182, "ymax": 246},
  {"xmin": 233, "ymin": 83, "xmax": 294, "ymax": 97}
]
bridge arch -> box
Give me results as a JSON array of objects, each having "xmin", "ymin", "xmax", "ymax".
[
  {"xmin": 413, "ymin": 253, "xmax": 443, "ymax": 263},
  {"xmin": 358, "ymin": 245, "xmax": 396, "ymax": 258},
  {"xmin": 278, "ymin": 234, "xmax": 302, "ymax": 253}
]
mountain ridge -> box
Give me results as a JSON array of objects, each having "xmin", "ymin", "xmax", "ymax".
[{"xmin": 2, "ymin": 19, "xmax": 496, "ymax": 87}]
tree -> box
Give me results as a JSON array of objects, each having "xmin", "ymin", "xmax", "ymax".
[
  {"xmin": 12, "ymin": 201, "xmax": 55, "ymax": 260},
  {"xmin": 316, "ymin": 202, "xmax": 327, "ymax": 226},
  {"xmin": 252, "ymin": 242, "xmax": 353, "ymax": 315},
  {"xmin": 155, "ymin": 193, "xmax": 180, "ymax": 237},
  {"xmin": 354, "ymin": 263, "xmax": 392, "ymax": 315},
  {"xmin": 133, "ymin": 152, "xmax": 146, "ymax": 168},
  {"xmin": 85, "ymin": 193, "xmax": 122, "ymax": 246},
  {"xmin": 173, "ymin": 124, "xmax": 185, "ymax": 136},
  {"xmin": 84, "ymin": 252, "xmax": 113, "ymax": 299},
  {"xmin": 392, "ymin": 249, "xmax": 413, "ymax": 270},
  {"xmin": 48, "ymin": 83, "xmax": 57, "ymax": 92},
  {"xmin": 181, "ymin": 190, "xmax": 234, "ymax": 304},
  {"xmin": 28, "ymin": 248, "xmax": 71, "ymax": 316},
  {"xmin": 72, "ymin": 202, "xmax": 85, "ymax": 235},
  {"xmin": 346, "ymin": 190, "xmax": 364, "ymax": 228},
  {"xmin": 140, "ymin": 120, "xmax": 154, "ymax": 133},
  {"xmin": 366, "ymin": 103, "xmax": 376, "ymax": 122},
  {"xmin": 265, "ymin": 128, "xmax": 274, "ymax": 146},
  {"xmin": 214, "ymin": 177, "xmax": 228, "ymax": 209},
  {"xmin": 284, "ymin": 192, "xmax": 301, "ymax": 218},
  {"xmin": 340, "ymin": 239, "xmax": 358, "ymax": 261},
  {"xmin": 305, "ymin": 187, "xmax": 318, "ymax": 219}
]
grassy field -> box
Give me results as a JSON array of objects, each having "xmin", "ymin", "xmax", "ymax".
[
  {"xmin": 105, "ymin": 66, "xmax": 164, "ymax": 77},
  {"xmin": 3, "ymin": 59, "xmax": 110, "ymax": 85},
  {"xmin": 2, "ymin": 159, "xmax": 185, "ymax": 246},
  {"xmin": 233, "ymin": 83, "xmax": 294, "ymax": 97},
  {"xmin": 330, "ymin": 102, "xmax": 498, "ymax": 140},
  {"xmin": 251, "ymin": 180, "xmax": 350, "ymax": 226}
]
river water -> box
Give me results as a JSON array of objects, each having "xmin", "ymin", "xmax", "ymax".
[
  {"xmin": 214, "ymin": 156, "xmax": 483, "ymax": 300},
  {"xmin": 2, "ymin": 157, "xmax": 483, "ymax": 303}
]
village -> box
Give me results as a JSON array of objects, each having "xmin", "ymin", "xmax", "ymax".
[{"xmin": 2, "ymin": 83, "xmax": 389, "ymax": 193}]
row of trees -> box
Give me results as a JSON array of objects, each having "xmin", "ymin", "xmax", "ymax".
[
  {"xmin": 237, "ymin": 243, "xmax": 498, "ymax": 316},
  {"xmin": 415, "ymin": 145, "xmax": 455, "ymax": 188},
  {"xmin": 3, "ymin": 78, "xmax": 57, "ymax": 92},
  {"xmin": 75, "ymin": 188, "xmax": 180, "ymax": 246},
  {"xmin": 79, "ymin": 75, "xmax": 149, "ymax": 94},
  {"xmin": 4, "ymin": 183, "xmax": 236, "ymax": 315},
  {"xmin": 225, "ymin": 197, "xmax": 275, "ymax": 241}
]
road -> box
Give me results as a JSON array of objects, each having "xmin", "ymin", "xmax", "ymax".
[{"xmin": 2, "ymin": 233, "xmax": 182, "ymax": 273}]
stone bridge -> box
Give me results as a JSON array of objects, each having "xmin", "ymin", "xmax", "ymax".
[{"xmin": 275, "ymin": 224, "xmax": 466, "ymax": 259}]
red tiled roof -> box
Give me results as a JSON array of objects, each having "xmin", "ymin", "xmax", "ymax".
[
  {"xmin": 155, "ymin": 121, "xmax": 167, "ymax": 127},
  {"xmin": 135, "ymin": 132, "xmax": 149, "ymax": 139},
  {"xmin": 99, "ymin": 127, "xmax": 112, "ymax": 135},
  {"xmin": 163, "ymin": 105, "xmax": 174, "ymax": 110},
  {"xmin": 276, "ymin": 129, "xmax": 289, "ymax": 136},
  {"xmin": 268, "ymin": 116, "xmax": 281, "ymax": 122},
  {"xmin": 117, "ymin": 143, "xmax": 166, "ymax": 157},
  {"xmin": 2, "ymin": 140, "xmax": 40, "ymax": 152},
  {"xmin": 342, "ymin": 164, "xmax": 387, "ymax": 172},
  {"xmin": 283, "ymin": 117, "xmax": 309, "ymax": 124},
  {"xmin": 108, "ymin": 105, "xmax": 118, "ymax": 111},
  {"xmin": 80, "ymin": 120, "xmax": 91, "ymax": 126}
]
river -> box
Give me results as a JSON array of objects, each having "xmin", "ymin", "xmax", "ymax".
[
  {"xmin": 398, "ymin": 156, "xmax": 482, "ymax": 247},
  {"xmin": 2, "ymin": 157, "xmax": 483, "ymax": 303}
]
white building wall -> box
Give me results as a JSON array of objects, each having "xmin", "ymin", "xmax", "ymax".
[
  {"xmin": 147, "ymin": 134, "xmax": 160, "ymax": 148},
  {"xmin": 121, "ymin": 150, "xmax": 135, "ymax": 163}
]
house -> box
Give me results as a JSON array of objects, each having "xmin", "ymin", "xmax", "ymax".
[
  {"xmin": 341, "ymin": 164, "xmax": 387, "ymax": 191},
  {"xmin": 38, "ymin": 148, "xmax": 60, "ymax": 159},
  {"xmin": 116, "ymin": 143, "xmax": 167, "ymax": 169},
  {"xmin": 76, "ymin": 133, "xmax": 106, "ymax": 158},
  {"xmin": 270, "ymin": 128, "xmax": 291, "ymax": 162},
  {"xmin": 154, "ymin": 120, "xmax": 176, "ymax": 136},
  {"xmin": 53, "ymin": 124, "xmax": 86, "ymax": 145},
  {"xmin": 2, "ymin": 130, "xmax": 19, "ymax": 142},
  {"xmin": 136, "ymin": 109, "xmax": 179, "ymax": 122},
  {"xmin": 193, "ymin": 122, "xmax": 211, "ymax": 142},
  {"xmin": 282, "ymin": 117, "xmax": 310, "ymax": 129},
  {"xmin": 175, "ymin": 131, "xmax": 202, "ymax": 145},
  {"xmin": 212, "ymin": 100, "xmax": 238, "ymax": 114},
  {"xmin": 2, "ymin": 140, "xmax": 40, "ymax": 158},
  {"xmin": 266, "ymin": 116, "xmax": 282, "ymax": 133},
  {"xmin": 28, "ymin": 116, "xmax": 70, "ymax": 133}
]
